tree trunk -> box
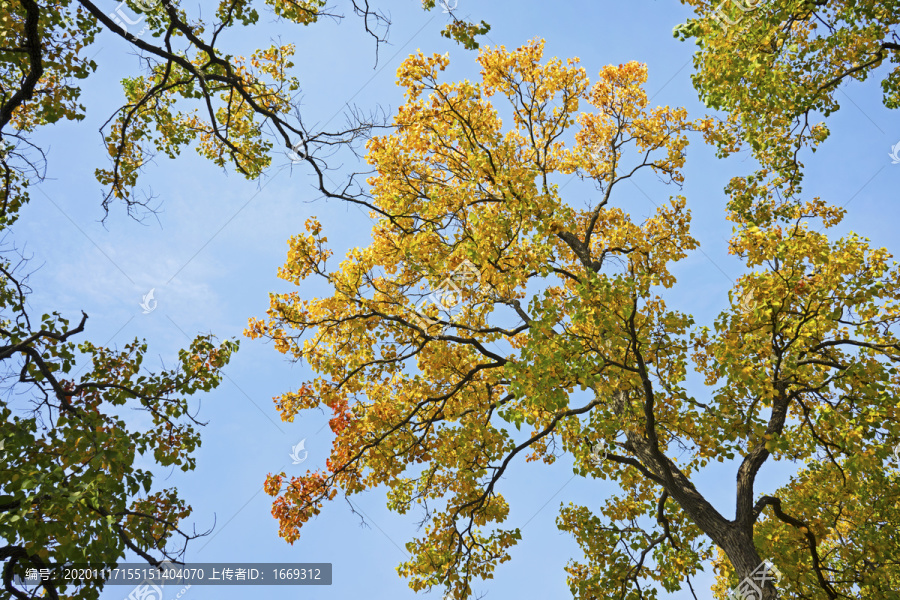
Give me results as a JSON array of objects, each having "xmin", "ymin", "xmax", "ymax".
[
  {"xmin": 719, "ymin": 530, "xmax": 780, "ymax": 600},
  {"xmin": 609, "ymin": 389, "xmax": 782, "ymax": 599}
]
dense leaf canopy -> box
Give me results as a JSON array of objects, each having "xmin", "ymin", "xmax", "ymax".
[
  {"xmin": 676, "ymin": 0, "xmax": 900, "ymax": 199},
  {"xmin": 0, "ymin": 0, "xmax": 486, "ymax": 597},
  {"xmin": 250, "ymin": 37, "xmax": 900, "ymax": 600}
]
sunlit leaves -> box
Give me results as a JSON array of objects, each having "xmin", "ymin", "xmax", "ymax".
[
  {"xmin": 251, "ymin": 38, "xmax": 711, "ymax": 596},
  {"xmin": 0, "ymin": 278, "xmax": 238, "ymax": 597},
  {"xmin": 677, "ymin": 0, "xmax": 900, "ymax": 199}
]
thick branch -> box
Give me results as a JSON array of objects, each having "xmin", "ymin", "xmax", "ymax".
[{"xmin": 0, "ymin": 0, "xmax": 44, "ymax": 132}]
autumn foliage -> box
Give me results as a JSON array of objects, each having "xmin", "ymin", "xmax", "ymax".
[
  {"xmin": 676, "ymin": 0, "xmax": 900, "ymax": 197},
  {"xmin": 248, "ymin": 34, "xmax": 900, "ymax": 599}
]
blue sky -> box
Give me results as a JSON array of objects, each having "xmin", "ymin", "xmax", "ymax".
[{"xmin": 11, "ymin": 0, "xmax": 900, "ymax": 598}]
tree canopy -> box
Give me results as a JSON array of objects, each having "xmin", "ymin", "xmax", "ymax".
[
  {"xmin": 0, "ymin": 1, "xmax": 488, "ymax": 598},
  {"xmin": 675, "ymin": 0, "xmax": 900, "ymax": 199},
  {"xmin": 250, "ymin": 37, "xmax": 900, "ymax": 600},
  {"xmin": 4, "ymin": 0, "xmax": 898, "ymax": 598}
]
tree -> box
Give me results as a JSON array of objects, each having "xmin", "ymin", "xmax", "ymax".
[
  {"xmin": 674, "ymin": 0, "xmax": 900, "ymax": 199},
  {"xmin": 0, "ymin": 1, "xmax": 488, "ymax": 598},
  {"xmin": 0, "ymin": 276, "xmax": 238, "ymax": 599},
  {"xmin": 249, "ymin": 39, "xmax": 900, "ymax": 599},
  {"xmin": 672, "ymin": 2, "xmax": 900, "ymax": 597}
]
